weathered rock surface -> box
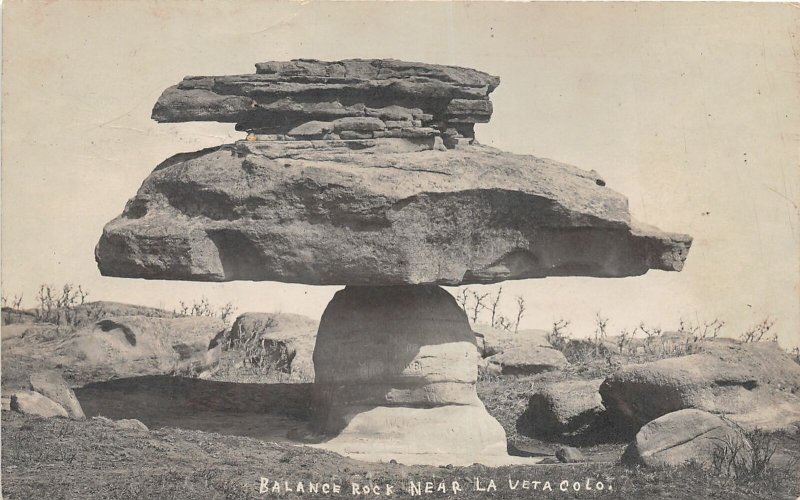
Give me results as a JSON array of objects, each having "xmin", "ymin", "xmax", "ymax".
[
  {"xmin": 472, "ymin": 325, "xmax": 566, "ymax": 374},
  {"xmin": 555, "ymin": 445, "xmax": 585, "ymax": 463},
  {"xmin": 473, "ymin": 325, "xmax": 551, "ymax": 358},
  {"xmin": 152, "ymin": 59, "xmax": 498, "ymax": 142},
  {"xmin": 96, "ymin": 142, "xmax": 691, "ymax": 285},
  {"xmin": 601, "ymin": 341, "xmax": 800, "ymax": 433},
  {"xmin": 524, "ymin": 379, "xmax": 605, "ymax": 436},
  {"xmin": 92, "ymin": 415, "xmax": 149, "ymax": 431},
  {"xmin": 29, "ymin": 370, "xmax": 85, "ymax": 419},
  {"xmin": 10, "ymin": 391, "xmax": 68, "ymax": 418},
  {"xmin": 311, "ymin": 285, "xmax": 515, "ymax": 465},
  {"xmin": 623, "ymin": 409, "xmax": 745, "ymax": 467},
  {"xmin": 484, "ymin": 346, "xmax": 568, "ymax": 375},
  {"xmin": 2, "ymin": 316, "xmax": 225, "ymax": 387}
]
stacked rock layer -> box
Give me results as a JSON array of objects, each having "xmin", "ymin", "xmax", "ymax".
[
  {"xmin": 97, "ymin": 59, "xmax": 692, "ymax": 466},
  {"xmin": 153, "ymin": 59, "xmax": 499, "ymax": 148}
]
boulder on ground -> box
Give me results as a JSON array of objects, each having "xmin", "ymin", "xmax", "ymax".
[
  {"xmin": 601, "ymin": 341, "xmax": 800, "ymax": 433},
  {"xmin": 10, "ymin": 391, "xmax": 68, "ymax": 418},
  {"xmin": 29, "ymin": 370, "xmax": 85, "ymax": 419},
  {"xmin": 473, "ymin": 325, "xmax": 551, "ymax": 357},
  {"xmin": 623, "ymin": 409, "xmax": 745, "ymax": 467},
  {"xmin": 484, "ymin": 345, "xmax": 567, "ymax": 375},
  {"xmin": 473, "ymin": 325, "xmax": 566, "ymax": 375},
  {"xmin": 555, "ymin": 445, "xmax": 585, "ymax": 463},
  {"xmin": 115, "ymin": 418, "xmax": 149, "ymax": 431},
  {"xmin": 523, "ymin": 378, "xmax": 605, "ymax": 436},
  {"xmin": 92, "ymin": 416, "xmax": 149, "ymax": 431}
]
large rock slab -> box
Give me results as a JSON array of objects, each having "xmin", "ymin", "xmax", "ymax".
[
  {"xmin": 29, "ymin": 370, "xmax": 85, "ymax": 419},
  {"xmin": 10, "ymin": 391, "xmax": 68, "ymax": 418},
  {"xmin": 601, "ymin": 341, "xmax": 800, "ymax": 433},
  {"xmin": 623, "ymin": 409, "xmax": 745, "ymax": 467},
  {"xmin": 96, "ymin": 142, "xmax": 691, "ymax": 285},
  {"xmin": 484, "ymin": 346, "xmax": 568, "ymax": 375},
  {"xmin": 473, "ymin": 325, "xmax": 551, "ymax": 357},
  {"xmin": 152, "ymin": 59, "xmax": 498, "ymax": 137}
]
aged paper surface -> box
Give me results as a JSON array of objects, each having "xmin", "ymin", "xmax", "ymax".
[{"xmin": 2, "ymin": 1, "xmax": 799, "ymax": 498}]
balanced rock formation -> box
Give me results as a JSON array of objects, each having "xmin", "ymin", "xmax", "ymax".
[
  {"xmin": 96, "ymin": 59, "xmax": 692, "ymax": 465},
  {"xmin": 601, "ymin": 340, "xmax": 800, "ymax": 433}
]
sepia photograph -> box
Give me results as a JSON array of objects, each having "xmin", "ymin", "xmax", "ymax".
[{"xmin": 2, "ymin": 1, "xmax": 799, "ymax": 498}]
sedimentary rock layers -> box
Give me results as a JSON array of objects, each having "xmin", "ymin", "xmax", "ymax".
[
  {"xmin": 152, "ymin": 59, "xmax": 498, "ymax": 145},
  {"xmin": 310, "ymin": 285, "xmax": 509, "ymax": 464},
  {"xmin": 95, "ymin": 141, "xmax": 692, "ymax": 285}
]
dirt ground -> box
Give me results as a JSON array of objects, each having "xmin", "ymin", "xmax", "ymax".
[
  {"xmin": 3, "ymin": 373, "xmax": 799, "ymax": 499},
  {"xmin": 3, "ymin": 410, "xmax": 799, "ymax": 499}
]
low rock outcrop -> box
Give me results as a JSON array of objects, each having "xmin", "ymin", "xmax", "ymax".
[
  {"xmin": 523, "ymin": 378, "xmax": 605, "ymax": 436},
  {"xmin": 601, "ymin": 341, "xmax": 800, "ymax": 433},
  {"xmin": 623, "ymin": 409, "xmax": 745, "ymax": 467},
  {"xmin": 473, "ymin": 325, "xmax": 551, "ymax": 357},
  {"xmin": 2, "ymin": 316, "xmax": 225, "ymax": 386}
]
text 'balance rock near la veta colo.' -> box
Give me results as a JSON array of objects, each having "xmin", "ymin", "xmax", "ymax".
[{"xmin": 96, "ymin": 58, "xmax": 692, "ymax": 466}]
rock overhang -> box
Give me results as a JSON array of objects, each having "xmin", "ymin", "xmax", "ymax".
[{"xmin": 95, "ymin": 140, "xmax": 692, "ymax": 285}]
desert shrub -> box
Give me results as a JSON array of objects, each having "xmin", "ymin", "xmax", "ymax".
[
  {"xmin": 222, "ymin": 316, "xmax": 286, "ymax": 375},
  {"xmin": 176, "ymin": 297, "xmax": 237, "ymax": 324},
  {"xmin": 740, "ymin": 317, "xmax": 778, "ymax": 343},
  {"xmin": 1, "ymin": 293, "xmax": 25, "ymax": 324},
  {"xmin": 547, "ymin": 318, "xmax": 571, "ymax": 350},
  {"xmin": 454, "ymin": 286, "xmax": 524, "ymax": 332},
  {"xmin": 34, "ymin": 283, "xmax": 88, "ymax": 327},
  {"xmin": 562, "ymin": 338, "xmax": 614, "ymax": 365},
  {"xmin": 710, "ymin": 425, "xmax": 797, "ymax": 490}
]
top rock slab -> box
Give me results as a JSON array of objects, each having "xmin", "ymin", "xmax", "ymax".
[{"xmin": 151, "ymin": 59, "xmax": 499, "ymax": 136}]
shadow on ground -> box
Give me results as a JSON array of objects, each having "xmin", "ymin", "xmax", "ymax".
[{"xmin": 75, "ymin": 376, "xmax": 313, "ymax": 442}]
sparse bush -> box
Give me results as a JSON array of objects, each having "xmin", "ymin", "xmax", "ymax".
[
  {"xmin": 548, "ymin": 318, "xmax": 571, "ymax": 350},
  {"xmin": 34, "ymin": 283, "xmax": 88, "ymax": 327},
  {"xmin": 710, "ymin": 424, "xmax": 797, "ymax": 490},
  {"xmin": 740, "ymin": 317, "xmax": 777, "ymax": 343},
  {"xmin": 1, "ymin": 293, "xmax": 24, "ymax": 324},
  {"xmin": 453, "ymin": 286, "xmax": 521, "ymax": 332},
  {"xmin": 176, "ymin": 297, "xmax": 237, "ymax": 324}
]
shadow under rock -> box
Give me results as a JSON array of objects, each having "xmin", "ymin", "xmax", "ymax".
[{"xmin": 75, "ymin": 375, "xmax": 313, "ymax": 443}]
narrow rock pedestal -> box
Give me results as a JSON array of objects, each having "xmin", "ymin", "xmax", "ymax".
[{"xmin": 310, "ymin": 285, "xmax": 521, "ymax": 465}]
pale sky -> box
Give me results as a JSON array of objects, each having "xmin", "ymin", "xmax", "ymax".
[{"xmin": 2, "ymin": 1, "xmax": 799, "ymax": 348}]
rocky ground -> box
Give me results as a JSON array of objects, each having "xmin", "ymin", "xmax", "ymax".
[{"xmin": 2, "ymin": 304, "xmax": 800, "ymax": 498}]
